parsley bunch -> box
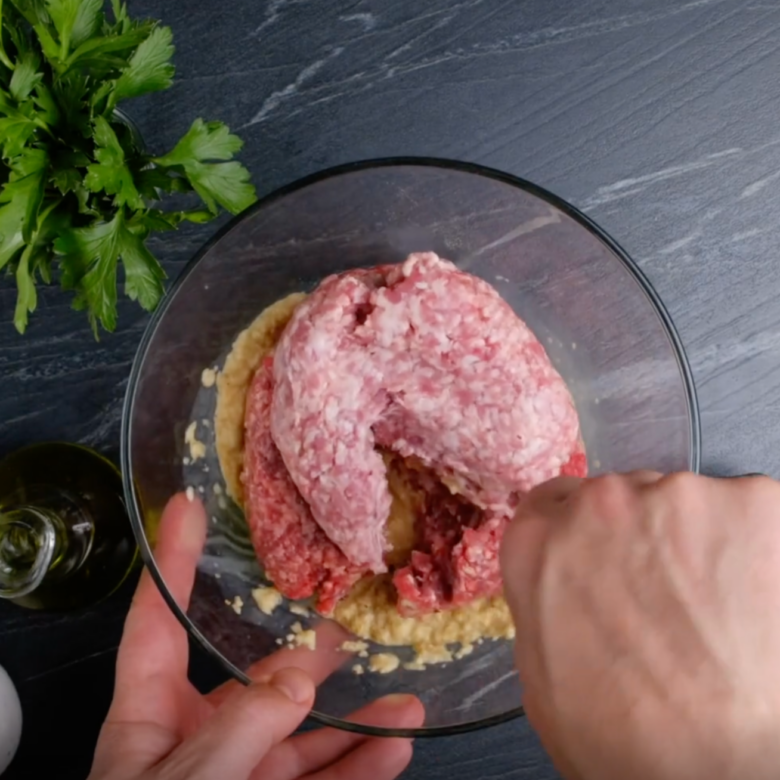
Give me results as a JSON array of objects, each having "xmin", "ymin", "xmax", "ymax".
[{"xmin": 0, "ymin": 0, "xmax": 257, "ymax": 334}]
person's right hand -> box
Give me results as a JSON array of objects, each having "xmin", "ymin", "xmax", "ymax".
[{"xmin": 500, "ymin": 472, "xmax": 780, "ymax": 780}]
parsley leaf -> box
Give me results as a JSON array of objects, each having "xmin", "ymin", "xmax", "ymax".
[
  {"xmin": 32, "ymin": 81, "xmax": 59, "ymax": 124},
  {"xmin": 0, "ymin": 113, "xmax": 38, "ymax": 158},
  {"xmin": 112, "ymin": 25, "xmax": 174, "ymax": 104},
  {"xmin": 109, "ymin": 0, "xmax": 129, "ymax": 32},
  {"xmin": 12, "ymin": 199, "xmax": 64, "ymax": 331},
  {"xmin": 45, "ymin": 0, "xmax": 102, "ymax": 56},
  {"xmin": 0, "ymin": 147, "xmax": 47, "ymax": 253},
  {"xmin": 63, "ymin": 26, "xmax": 150, "ymax": 72},
  {"xmin": 0, "ymin": 2, "xmax": 257, "ymax": 334},
  {"xmin": 51, "ymin": 165, "xmax": 80, "ymax": 194},
  {"xmin": 56, "ymin": 208, "xmax": 166, "ymax": 334},
  {"xmin": 50, "ymin": 72, "xmax": 90, "ymax": 134},
  {"xmin": 154, "ymin": 119, "xmax": 256, "ymax": 214},
  {"xmin": 9, "ymin": 0, "xmax": 50, "ymax": 28},
  {"xmin": 154, "ymin": 118, "xmax": 244, "ymax": 165},
  {"xmin": 84, "ymin": 115, "xmax": 143, "ymax": 209},
  {"xmin": 56, "ymin": 212, "xmax": 122, "ymax": 333},
  {"xmin": 134, "ymin": 166, "xmax": 191, "ymax": 198},
  {"xmin": 0, "ymin": 87, "xmax": 44, "ymax": 158},
  {"xmin": 184, "ymin": 160, "xmax": 256, "ymax": 215},
  {"xmin": 9, "ymin": 50, "xmax": 42, "ymax": 100},
  {"xmin": 50, "ymin": 149, "xmax": 88, "ymax": 194},
  {"xmin": 0, "ymin": 190, "xmax": 26, "ymax": 270},
  {"xmin": 30, "ymin": 21, "xmax": 61, "ymax": 68},
  {"xmin": 120, "ymin": 222, "xmax": 165, "ymax": 310}
]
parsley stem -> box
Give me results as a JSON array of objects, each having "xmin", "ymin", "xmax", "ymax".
[
  {"xmin": 59, "ymin": 30, "xmax": 70, "ymax": 61},
  {"xmin": 13, "ymin": 241, "xmax": 36, "ymax": 333},
  {"xmin": 0, "ymin": 0, "xmax": 14, "ymax": 71},
  {"xmin": 38, "ymin": 199, "xmax": 60, "ymax": 226}
]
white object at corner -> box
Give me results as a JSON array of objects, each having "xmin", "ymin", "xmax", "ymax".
[{"xmin": 0, "ymin": 663, "xmax": 21, "ymax": 775}]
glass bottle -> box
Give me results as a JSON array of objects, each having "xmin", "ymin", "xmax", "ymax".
[{"xmin": 0, "ymin": 442, "xmax": 138, "ymax": 610}]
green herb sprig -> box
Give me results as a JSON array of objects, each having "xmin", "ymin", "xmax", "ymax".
[{"xmin": 0, "ymin": 0, "xmax": 257, "ymax": 335}]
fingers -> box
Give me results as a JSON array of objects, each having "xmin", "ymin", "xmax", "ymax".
[
  {"xmin": 141, "ymin": 491, "xmax": 208, "ymax": 613},
  {"xmin": 255, "ymin": 694, "xmax": 424, "ymax": 780},
  {"xmin": 504, "ymin": 469, "xmax": 665, "ymax": 569},
  {"xmin": 623, "ymin": 469, "xmax": 664, "ymax": 487},
  {"xmin": 516, "ymin": 475, "xmax": 583, "ymax": 519},
  {"xmin": 110, "ymin": 493, "xmax": 206, "ymax": 724},
  {"xmin": 206, "ymin": 620, "xmax": 350, "ymax": 708},
  {"xmin": 502, "ymin": 471, "xmax": 666, "ymax": 681},
  {"xmin": 90, "ymin": 721, "xmax": 181, "ymax": 780},
  {"xmin": 159, "ymin": 668, "xmax": 315, "ymax": 780},
  {"xmin": 301, "ymin": 736, "xmax": 413, "ymax": 780},
  {"xmin": 514, "ymin": 470, "xmax": 663, "ymax": 522}
]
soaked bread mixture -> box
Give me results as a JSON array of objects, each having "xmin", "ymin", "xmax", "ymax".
[
  {"xmin": 214, "ymin": 292, "xmax": 514, "ymax": 656},
  {"xmin": 215, "ymin": 293, "xmax": 307, "ymax": 505}
]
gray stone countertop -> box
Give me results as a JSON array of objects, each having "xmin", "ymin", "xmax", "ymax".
[{"xmin": 2, "ymin": 1, "xmax": 779, "ymax": 776}]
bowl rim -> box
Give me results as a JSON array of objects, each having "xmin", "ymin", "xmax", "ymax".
[{"xmin": 121, "ymin": 156, "xmax": 702, "ymax": 738}]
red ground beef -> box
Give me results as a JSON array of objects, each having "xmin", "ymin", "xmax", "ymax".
[
  {"xmin": 244, "ymin": 253, "xmax": 587, "ymax": 616},
  {"xmin": 242, "ymin": 356, "xmax": 366, "ymax": 615}
]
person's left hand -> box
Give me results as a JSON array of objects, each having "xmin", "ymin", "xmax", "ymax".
[{"xmin": 88, "ymin": 493, "xmax": 424, "ymax": 780}]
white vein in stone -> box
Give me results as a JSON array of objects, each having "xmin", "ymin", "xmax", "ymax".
[
  {"xmin": 579, "ymin": 149, "xmax": 743, "ymax": 210},
  {"xmin": 340, "ymin": 12, "xmax": 377, "ymax": 31},
  {"xmin": 740, "ymin": 167, "xmax": 780, "ymax": 199},
  {"xmin": 250, "ymin": 0, "xmax": 290, "ymax": 38},
  {"xmin": 243, "ymin": 47, "xmax": 344, "ymax": 127}
]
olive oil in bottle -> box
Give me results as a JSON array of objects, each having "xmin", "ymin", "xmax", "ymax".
[{"xmin": 0, "ymin": 442, "xmax": 138, "ymax": 610}]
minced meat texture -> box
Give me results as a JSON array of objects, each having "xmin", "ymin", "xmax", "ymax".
[
  {"xmin": 271, "ymin": 252, "xmax": 584, "ymax": 572},
  {"xmin": 394, "ymin": 443, "xmax": 587, "ymax": 616},
  {"xmin": 389, "ymin": 468, "xmax": 506, "ymax": 616},
  {"xmin": 242, "ymin": 356, "xmax": 366, "ymax": 614},
  {"xmin": 242, "ymin": 252, "xmax": 587, "ymax": 616}
]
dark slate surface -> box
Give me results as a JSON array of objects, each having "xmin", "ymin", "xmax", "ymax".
[{"xmin": 2, "ymin": 0, "xmax": 780, "ymax": 777}]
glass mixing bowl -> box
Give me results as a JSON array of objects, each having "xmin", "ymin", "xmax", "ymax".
[{"xmin": 122, "ymin": 158, "xmax": 700, "ymax": 737}]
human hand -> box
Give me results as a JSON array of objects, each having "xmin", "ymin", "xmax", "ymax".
[
  {"xmin": 89, "ymin": 493, "xmax": 423, "ymax": 780},
  {"xmin": 500, "ymin": 472, "xmax": 780, "ymax": 780}
]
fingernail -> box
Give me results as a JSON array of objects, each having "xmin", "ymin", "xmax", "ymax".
[
  {"xmin": 180, "ymin": 496, "xmax": 206, "ymax": 548},
  {"xmin": 270, "ymin": 668, "xmax": 313, "ymax": 704}
]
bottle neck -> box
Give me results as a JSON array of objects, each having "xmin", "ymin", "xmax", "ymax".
[
  {"xmin": 0, "ymin": 496, "xmax": 95, "ymax": 600},
  {"xmin": 0, "ymin": 507, "xmax": 60, "ymax": 598}
]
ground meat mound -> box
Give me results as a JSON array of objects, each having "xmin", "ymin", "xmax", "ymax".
[
  {"xmin": 271, "ymin": 252, "xmax": 583, "ymax": 572},
  {"xmin": 242, "ymin": 356, "xmax": 366, "ymax": 614},
  {"xmin": 243, "ymin": 252, "xmax": 587, "ymax": 615}
]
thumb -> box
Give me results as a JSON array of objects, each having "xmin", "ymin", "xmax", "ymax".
[{"xmin": 157, "ymin": 668, "xmax": 315, "ymax": 780}]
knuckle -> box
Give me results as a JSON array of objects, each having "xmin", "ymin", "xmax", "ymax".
[
  {"xmin": 660, "ymin": 470, "xmax": 700, "ymax": 496},
  {"xmin": 583, "ymin": 472, "xmax": 633, "ymax": 511},
  {"xmin": 733, "ymin": 473, "xmax": 780, "ymax": 518},
  {"xmin": 234, "ymin": 684, "xmax": 274, "ymax": 722},
  {"xmin": 657, "ymin": 472, "xmax": 704, "ymax": 518}
]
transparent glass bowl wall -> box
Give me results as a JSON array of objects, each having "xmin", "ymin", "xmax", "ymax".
[{"xmin": 123, "ymin": 160, "xmax": 700, "ymax": 737}]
